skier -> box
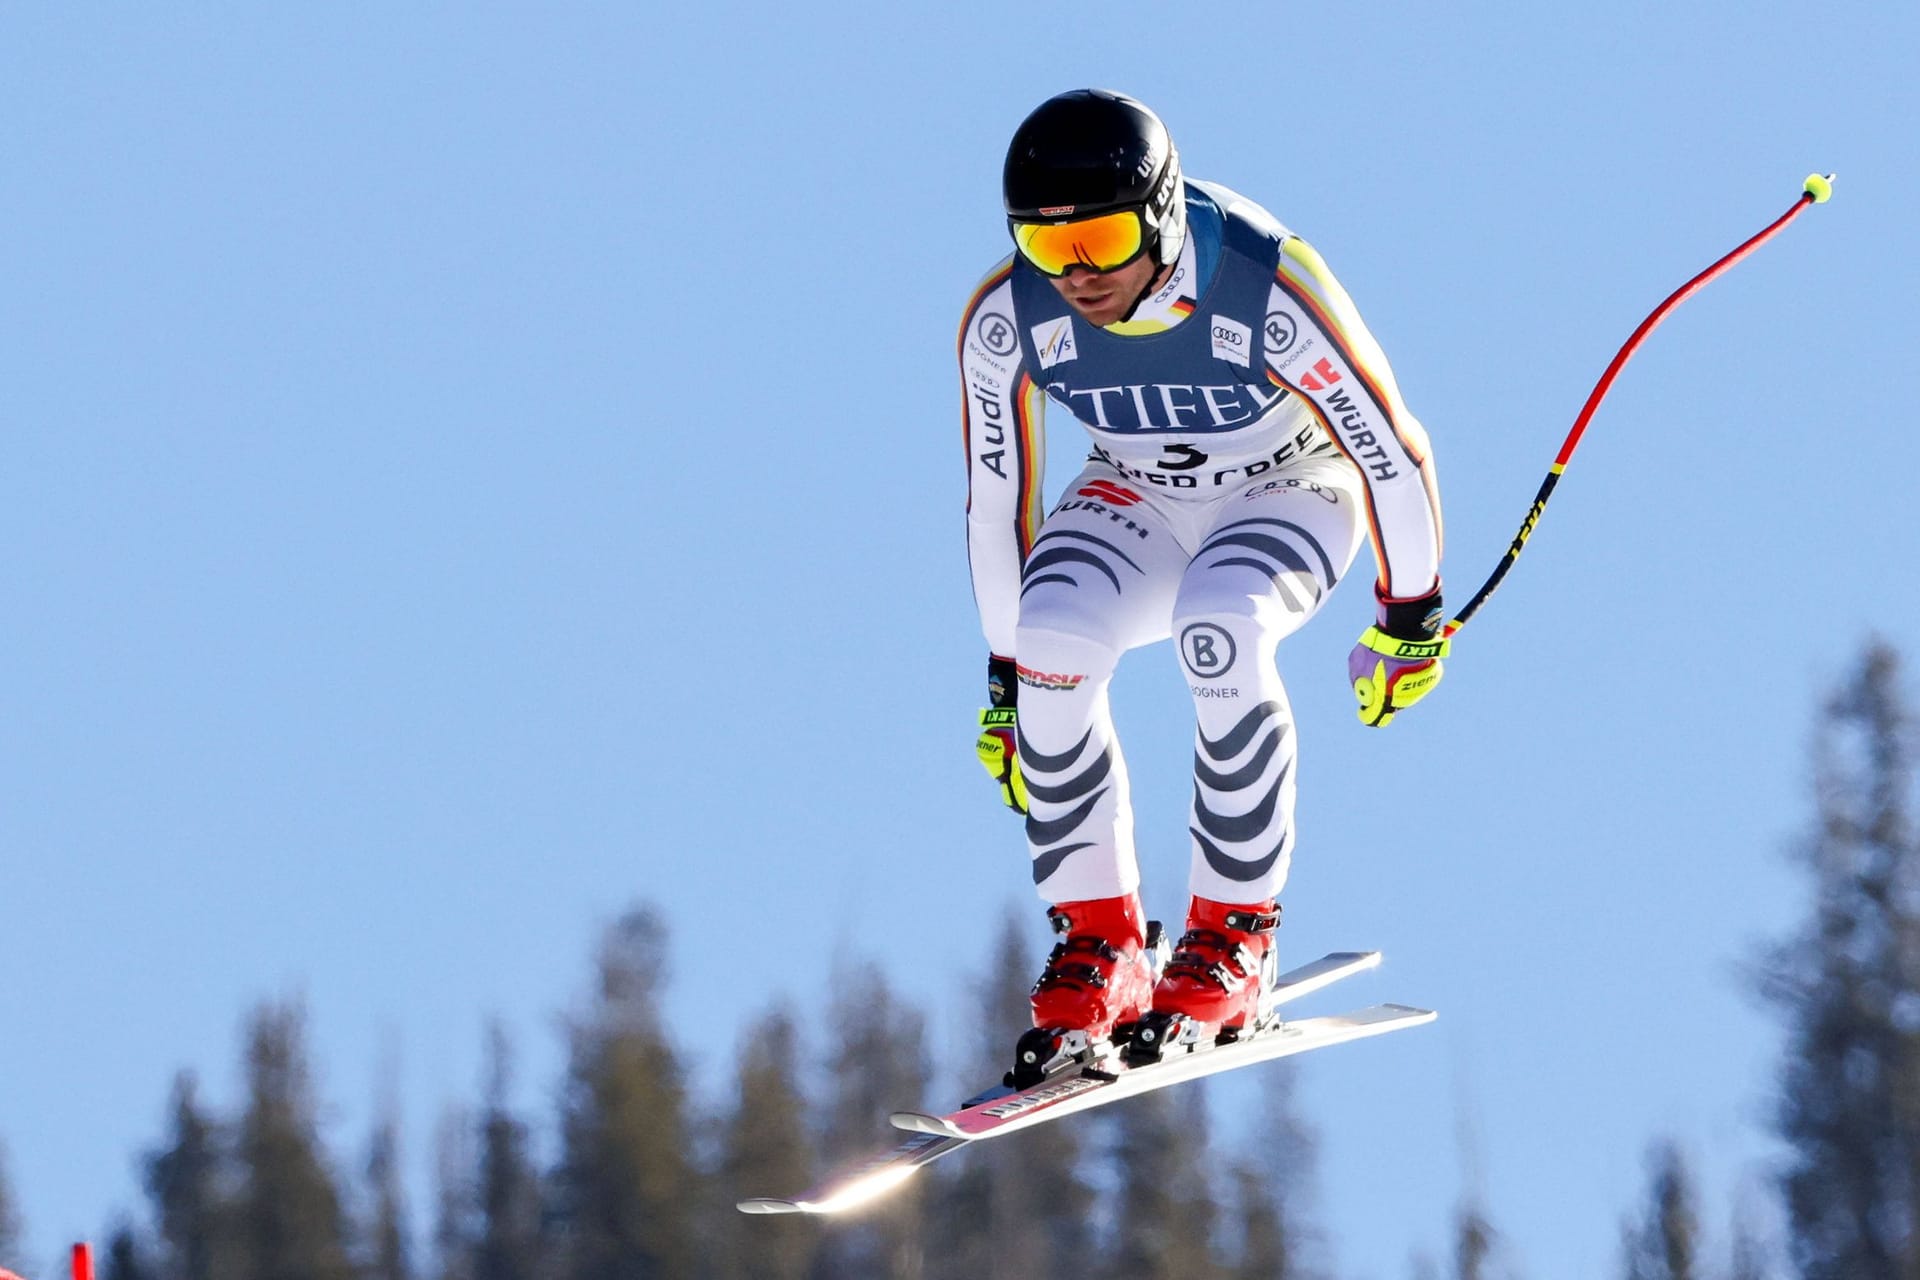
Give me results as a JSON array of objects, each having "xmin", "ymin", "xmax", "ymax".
[{"xmin": 962, "ymin": 89, "xmax": 1448, "ymax": 1052}]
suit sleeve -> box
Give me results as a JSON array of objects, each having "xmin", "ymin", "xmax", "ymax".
[
  {"xmin": 959, "ymin": 260, "xmax": 1047, "ymax": 657},
  {"xmin": 1263, "ymin": 236, "xmax": 1443, "ymax": 601}
]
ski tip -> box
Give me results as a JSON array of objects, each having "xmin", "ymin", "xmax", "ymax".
[
  {"xmin": 1379, "ymin": 1002, "xmax": 1439, "ymax": 1023},
  {"xmin": 889, "ymin": 1110, "xmax": 964, "ymax": 1138},
  {"xmin": 737, "ymin": 1197, "xmax": 802, "ymax": 1215}
]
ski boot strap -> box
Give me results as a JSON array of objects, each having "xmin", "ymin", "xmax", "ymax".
[{"xmin": 1222, "ymin": 906, "xmax": 1282, "ymax": 933}]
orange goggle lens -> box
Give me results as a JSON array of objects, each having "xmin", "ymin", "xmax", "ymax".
[{"xmin": 1012, "ymin": 210, "xmax": 1147, "ymax": 277}]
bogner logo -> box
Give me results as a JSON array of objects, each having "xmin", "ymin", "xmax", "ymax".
[
  {"xmin": 1032, "ymin": 317, "xmax": 1078, "ymax": 370},
  {"xmin": 1210, "ymin": 315, "xmax": 1251, "ymax": 368}
]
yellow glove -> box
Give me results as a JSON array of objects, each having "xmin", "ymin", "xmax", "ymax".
[
  {"xmin": 976, "ymin": 707, "xmax": 1028, "ymax": 814},
  {"xmin": 1348, "ymin": 586, "xmax": 1449, "ymax": 727},
  {"xmin": 975, "ymin": 655, "xmax": 1027, "ymax": 813}
]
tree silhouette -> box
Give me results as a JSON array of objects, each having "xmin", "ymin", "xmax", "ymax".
[
  {"xmin": 928, "ymin": 907, "xmax": 1093, "ymax": 1280},
  {"xmin": 553, "ymin": 906, "xmax": 699, "ymax": 1280},
  {"xmin": 1227, "ymin": 1062, "xmax": 1321, "ymax": 1279},
  {"xmin": 472, "ymin": 1027, "xmax": 542, "ymax": 1280},
  {"xmin": 361, "ymin": 1115, "xmax": 410, "ymax": 1280},
  {"xmin": 813, "ymin": 956, "xmax": 932, "ymax": 1280},
  {"xmin": 0, "ymin": 1140, "xmax": 21, "ymax": 1276},
  {"xmin": 1107, "ymin": 1085, "xmax": 1222, "ymax": 1280},
  {"xmin": 714, "ymin": 1008, "xmax": 815, "ymax": 1280},
  {"xmin": 101, "ymin": 1223, "xmax": 156, "ymax": 1280},
  {"xmin": 427, "ymin": 1108, "xmax": 476, "ymax": 1280},
  {"xmin": 231, "ymin": 999, "xmax": 355, "ymax": 1280},
  {"xmin": 1762, "ymin": 641, "xmax": 1920, "ymax": 1279},
  {"xmin": 1619, "ymin": 1140, "xmax": 1699, "ymax": 1280},
  {"xmin": 143, "ymin": 1073, "xmax": 231, "ymax": 1280},
  {"xmin": 1453, "ymin": 1199, "xmax": 1494, "ymax": 1280}
]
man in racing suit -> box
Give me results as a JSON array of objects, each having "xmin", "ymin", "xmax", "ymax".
[{"xmin": 963, "ymin": 89, "xmax": 1447, "ymax": 1043}]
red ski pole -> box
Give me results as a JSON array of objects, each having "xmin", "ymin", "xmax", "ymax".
[
  {"xmin": 1444, "ymin": 173, "xmax": 1835, "ymax": 638},
  {"xmin": 71, "ymin": 1244, "xmax": 93, "ymax": 1280}
]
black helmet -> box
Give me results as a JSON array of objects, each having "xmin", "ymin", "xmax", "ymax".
[{"xmin": 1002, "ymin": 89, "xmax": 1186, "ymax": 268}]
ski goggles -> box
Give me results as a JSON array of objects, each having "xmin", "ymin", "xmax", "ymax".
[{"xmin": 1010, "ymin": 209, "xmax": 1150, "ymax": 277}]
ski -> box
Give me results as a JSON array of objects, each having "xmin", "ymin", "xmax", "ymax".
[
  {"xmin": 889, "ymin": 947, "xmax": 1385, "ymax": 1139},
  {"xmin": 892, "ymin": 1002, "xmax": 1432, "ymax": 1142},
  {"xmin": 735, "ymin": 950, "xmax": 1427, "ymax": 1216}
]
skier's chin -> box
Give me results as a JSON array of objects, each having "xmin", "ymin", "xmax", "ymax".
[{"xmin": 1066, "ymin": 293, "xmax": 1122, "ymax": 325}]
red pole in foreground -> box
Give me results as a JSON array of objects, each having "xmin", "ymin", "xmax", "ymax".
[{"xmin": 71, "ymin": 1244, "xmax": 93, "ymax": 1280}]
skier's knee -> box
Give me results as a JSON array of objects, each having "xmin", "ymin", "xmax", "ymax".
[
  {"xmin": 1168, "ymin": 600, "xmax": 1280, "ymax": 686},
  {"xmin": 1012, "ymin": 621, "xmax": 1121, "ymax": 688},
  {"xmin": 1172, "ymin": 586, "xmax": 1306, "ymax": 658}
]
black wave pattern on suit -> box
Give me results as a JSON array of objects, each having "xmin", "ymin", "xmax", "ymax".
[
  {"xmin": 1020, "ymin": 529, "xmax": 1144, "ymax": 599},
  {"xmin": 1018, "ymin": 724, "xmax": 1112, "ymax": 887},
  {"xmin": 1195, "ymin": 518, "xmax": 1336, "ymax": 614},
  {"xmin": 1190, "ymin": 700, "xmax": 1293, "ymax": 884}
]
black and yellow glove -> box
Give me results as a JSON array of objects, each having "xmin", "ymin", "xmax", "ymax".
[
  {"xmin": 975, "ymin": 655, "xmax": 1027, "ymax": 814},
  {"xmin": 1348, "ymin": 585, "xmax": 1450, "ymax": 727}
]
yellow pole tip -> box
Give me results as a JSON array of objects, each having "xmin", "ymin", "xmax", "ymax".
[{"xmin": 1803, "ymin": 173, "xmax": 1835, "ymax": 204}]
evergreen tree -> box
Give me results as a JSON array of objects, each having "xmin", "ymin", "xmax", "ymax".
[
  {"xmin": 0, "ymin": 1139, "xmax": 21, "ymax": 1274},
  {"xmin": 929, "ymin": 907, "xmax": 1092, "ymax": 1280},
  {"xmin": 1727, "ymin": 1200, "xmax": 1771, "ymax": 1280},
  {"xmin": 145, "ymin": 1073, "xmax": 232, "ymax": 1280},
  {"xmin": 102, "ymin": 1223, "xmax": 158, "ymax": 1280},
  {"xmin": 1619, "ymin": 1140, "xmax": 1699, "ymax": 1280},
  {"xmin": 553, "ymin": 906, "xmax": 699, "ymax": 1280},
  {"xmin": 1106, "ymin": 1085, "xmax": 1221, "ymax": 1280},
  {"xmin": 1453, "ymin": 1199, "xmax": 1494, "ymax": 1280},
  {"xmin": 1762, "ymin": 642, "xmax": 1920, "ymax": 1279},
  {"xmin": 813, "ymin": 955, "xmax": 933, "ymax": 1280},
  {"xmin": 1728, "ymin": 1220, "xmax": 1766, "ymax": 1280},
  {"xmin": 1227, "ymin": 1063, "xmax": 1321, "ymax": 1280},
  {"xmin": 1230, "ymin": 1160, "xmax": 1289, "ymax": 1280},
  {"xmin": 361, "ymin": 1115, "xmax": 410, "ymax": 1280},
  {"xmin": 428, "ymin": 1109, "xmax": 476, "ymax": 1280},
  {"xmin": 472, "ymin": 1026, "xmax": 542, "ymax": 1280},
  {"xmin": 231, "ymin": 998, "xmax": 356, "ymax": 1280},
  {"xmin": 713, "ymin": 1008, "xmax": 815, "ymax": 1280}
]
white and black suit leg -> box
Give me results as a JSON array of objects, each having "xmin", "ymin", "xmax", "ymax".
[
  {"xmin": 1172, "ymin": 457, "xmax": 1367, "ymax": 904},
  {"xmin": 1013, "ymin": 465, "xmax": 1192, "ymax": 904}
]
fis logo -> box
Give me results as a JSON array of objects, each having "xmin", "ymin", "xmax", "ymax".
[{"xmin": 1032, "ymin": 317, "xmax": 1078, "ymax": 370}]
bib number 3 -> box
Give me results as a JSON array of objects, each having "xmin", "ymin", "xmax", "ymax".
[{"xmin": 1159, "ymin": 444, "xmax": 1208, "ymax": 471}]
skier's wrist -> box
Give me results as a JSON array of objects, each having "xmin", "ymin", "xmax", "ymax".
[
  {"xmin": 1375, "ymin": 582, "xmax": 1445, "ymax": 642},
  {"xmin": 987, "ymin": 654, "xmax": 1018, "ymax": 708}
]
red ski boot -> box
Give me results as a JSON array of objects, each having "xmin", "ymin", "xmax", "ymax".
[
  {"xmin": 1149, "ymin": 896, "xmax": 1281, "ymax": 1033},
  {"xmin": 1028, "ymin": 893, "xmax": 1155, "ymax": 1041}
]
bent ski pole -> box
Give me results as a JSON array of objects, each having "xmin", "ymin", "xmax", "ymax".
[{"xmin": 1445, "ymin": 173, "xmax": 1835, "ymax": 638}]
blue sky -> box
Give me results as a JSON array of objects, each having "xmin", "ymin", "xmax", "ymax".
[{"xmin": 3, "ymin": 4, "xmax": 1915, "ymax": 1277}]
